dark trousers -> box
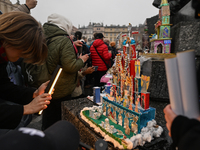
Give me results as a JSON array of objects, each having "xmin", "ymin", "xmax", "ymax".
[
  {"xmin": 93, "ymin": 70, "xmax": 107, "ymax": 88},
  {"xmin": 85, "ymin": 73, "xmax": 93, "ymax": 86},
  {"xmin": 42, "ymin": 95, "xmax": 71, "ymax": 131}
]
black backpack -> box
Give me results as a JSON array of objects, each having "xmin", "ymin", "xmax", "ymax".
[{"xmin": 81, "ymin": 43, "xmax": 92, "ymax": 67}]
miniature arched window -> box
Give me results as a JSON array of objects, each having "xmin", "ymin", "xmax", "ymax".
[{"xmin": 157, "ymin": 43, "xmax": 163, "ymax": 53}]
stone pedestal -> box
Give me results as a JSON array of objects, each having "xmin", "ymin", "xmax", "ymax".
[
  {"xmin": 171, "ymin": 20, "xmax": 200, "ymax": 55},
  {"xmin": 142, "ymin": 60, "xmax": 169, "ymax": 102}
]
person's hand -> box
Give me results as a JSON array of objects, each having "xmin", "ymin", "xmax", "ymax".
[
  {"xmin": 79, "ymin": 53, "xmax": 89, "ymax": 63},
  {"xmin": 33, "ymin": 81, "xmax": 50, "ymax": 98},
  {"xmin": 26, "ymin": 0, "xmax": 38, "ymax": 9},
  {"xmin": 24, "ymin": 93, "xmax": 51, "ymax": 115},
  {"xmin": 163, "ymin": 104, "xmax": 177, "ymax": 137},
  {"xmin": 82, "ymin": 67, "xmax": 95, "ymax": 76},
  {"xmin": 74, "ymin": 40, "xmax": 83, "ymax": 47},
  {"xmin": 82, "ymin": 67, "xmax": 95, "ymax": 75},
  {"xmin": 197, "ymin": 115, "xmax": 200, "ymax": 121},
  {"xmin": 70, "ymin": 35, "xmax": 74, "ymax": 41}
]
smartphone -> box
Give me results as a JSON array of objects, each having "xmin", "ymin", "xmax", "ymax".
[
  {"xmin": 88, "ymin": 53, "xmax": 91, "ymax": 56},
  {"xmin": 94, "ymin": 66, "xmax": 98, "ymax": 71}
]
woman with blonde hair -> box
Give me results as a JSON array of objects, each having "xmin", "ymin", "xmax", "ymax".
[{"xmin": 0, "ymin": 11, "xmax": 51, "ymax": 129}]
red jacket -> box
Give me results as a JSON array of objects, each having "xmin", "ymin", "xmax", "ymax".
[{"xmin": 90, "ymin": 39, "xmax": 112, "ymax": 71}]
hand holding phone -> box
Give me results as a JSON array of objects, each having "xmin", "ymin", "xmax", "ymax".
[{"xmin": 94, "ymin": 66, "xmax": 98, "ymax": 71}]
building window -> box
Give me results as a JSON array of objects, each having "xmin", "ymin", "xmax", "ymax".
[
  {"xmin": 114, "ymin": 33, "xmax": 116, "ymax": 36},
  {"xmin": 106, "ymin": 33, "xmax": 108, "ymax": 36},
  {"xmin": 110, "ymin": 38, "xmax": 112, "ymax": 41},
  {"xmin": 110, "ymin": 29, "xmax": 112, "ymax": 31},
  {"xmin": 110, "ymin": 33, "xmax": 112, "ymax": 36}
]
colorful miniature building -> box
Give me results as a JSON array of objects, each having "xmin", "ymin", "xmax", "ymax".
[
  {"xmin": 102, "ymin": 97, "xmax": 155, "ymax": 133},
  {"xmin": 100, "ymin": 24, "xmax": 156, "ymax": 134},
  {"xmin": 150, "ymin": 0, "xmax": 172, "ymax": 53}
]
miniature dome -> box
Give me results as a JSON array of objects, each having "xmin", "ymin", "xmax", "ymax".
[
  {"xmin": 123, "ymin": 40, "xmax": 127, "ymax": 45},
  {"xmin": 131, "ymin": 39, "xmax": 136, "ymax": 44}
]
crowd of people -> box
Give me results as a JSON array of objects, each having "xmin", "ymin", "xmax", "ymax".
[
  {"xmin": 0, "ymin": 0, "xmax": 200, "ymax": 149},
  {"xmin": 0, "ymin": 0, "xmax": 119, "ymax": 148}
]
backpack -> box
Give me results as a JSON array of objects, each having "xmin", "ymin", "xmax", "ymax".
[
  {"xmin": 21, "ymin": 35, "xmax": 63, "ymax": 88},
  {"xmin": 21, "ymin": 62, "xmax": 50, "ymax": 88},
  {"xmin": 22, "ymin": 34, "xmax": 78, "ymax": 88},
  {"xmin": 6, "ymin": 59, "xmax": 25, "ymax": 86},
  {"xmin": 82, "ymin": 43, "xmax": 89, "ymax": 55}
]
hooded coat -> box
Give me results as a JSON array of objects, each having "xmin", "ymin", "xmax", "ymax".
[
  {"xmin": 90, "ymin": 39, "xmax": 112, "ymax": 71},
  {"xmin": 43, "ymin": 14, "xmax": 84, "ymax": 99}
]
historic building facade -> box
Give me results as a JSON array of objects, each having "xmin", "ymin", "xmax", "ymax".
[
  {"xmin": 79, "ymin": 22, "xmax": 145, "ymax": 46},
  {"xmin": 104, "ymin": 25, "xmax": 128, "ymax": 43},
  {"xmin": 0, "ymin": 0, "xmax": 19, "ymax": 13}
]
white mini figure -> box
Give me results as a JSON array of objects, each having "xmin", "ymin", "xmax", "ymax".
[
  {"xmin": 93, "ymin": 113, "xmax": 97, "ymax": 119},
  {"xmin": 90, "ymin": 109, "xmax": 95, "ymax": 118},
  {"xmin": 101, "ymin": 121, "xmax": 105, "ymax": 128},
  {"xmin": 117, "ymin": 130, "xmax": 124, "ymax": 136},
  {"xmin": 110, "ymin": 125, "xmax": 114, "ymax": 134},
  {"xmin": 118, "ymin": 115, "xmax": 122, "ymax": 126},
  {"xmin": 105, "ymin": 118, "xmax": 109, "ymax": 128}
]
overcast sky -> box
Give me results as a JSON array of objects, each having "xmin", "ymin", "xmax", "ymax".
[{"xmin": 10, "ymin": 0, "xmax": 159, "ymax": 28}]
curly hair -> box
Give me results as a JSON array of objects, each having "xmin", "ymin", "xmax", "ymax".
[
  {"xmin": 110, "ymin": 41, "xmax": 116, "ymax": 47},
  {"xmin": 0, "ymin": 11, "xmax": 47, "ymax": 65}
]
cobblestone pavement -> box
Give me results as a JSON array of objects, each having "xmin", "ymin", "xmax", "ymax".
[{"xmin": 27, "ymin": 114, "xmax": 42, "ymax": 130}]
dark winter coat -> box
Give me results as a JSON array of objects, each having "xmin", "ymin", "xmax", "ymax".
[
  {"xmin": 0, "ymin": 47, "xmax": 35, "ymax": 129},
  {"xmin": 90, "ymin": 39, "xmax": 112, "ymax": 71},
  {"xmin": 171, "ymin": 115, "xmax": 200, "ymax": 150},
  {"xmin": 43, "ymin": 23, "xmax": 84, "ymax": 99},
  {"xmin": 0, "ymin": 3, "xmax": 38, "ymax": 129}
]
